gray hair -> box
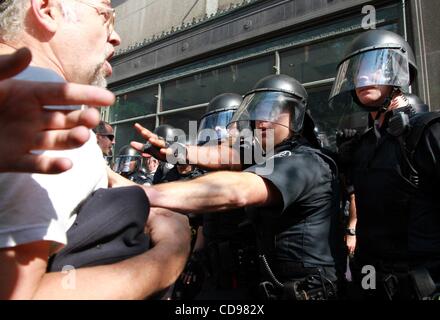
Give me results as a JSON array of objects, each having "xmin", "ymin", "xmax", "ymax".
[{"xmin": 0, "ymin": 0, "xmax": 28, "ymax": 42}]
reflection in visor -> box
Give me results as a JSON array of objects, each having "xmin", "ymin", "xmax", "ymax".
[
  {"xmin": 330, "ymin": 48, "xmax": 410, "ymax": 100},
  {"xmin": 228, "ymin": 92, "xmax": 299, "ymax": 131},
  {"xmin": 197, "ymin": 109, "xmax": 235, "ymax": 144},
  {"xmin": 113, "ymin": 156, "xmax": 140, "ymax": 173}
]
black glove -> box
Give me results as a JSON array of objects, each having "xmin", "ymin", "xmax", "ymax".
[
  {"xmin": 142, "ymin": 139, "xmax": 168, "ymax": 161},
  {"xmin": 143, "ymin": 139, "xmax": 187, "ymax": 164},
  {"xmin": 336, "ymin": 129, "xmax": 361, "ymax": 167}
]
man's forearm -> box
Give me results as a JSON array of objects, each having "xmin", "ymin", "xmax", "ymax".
[
  {"xmin": 107, "ymin": 167, "xmax": 137, "ymax": 188},
  {"xmin": 347, "ymin": 194, "xmax": 357, "ymax": 229},
  {"xmin": 144, "ymin": 171, "xmax": 271, "ymax": 214},
  {"xmin": 34, "ymin": 239, "xmax": 189, "ymax": 300},
  {"xmin": 186, "ymin": 144, "xmax": 242, "ymax": 171}
]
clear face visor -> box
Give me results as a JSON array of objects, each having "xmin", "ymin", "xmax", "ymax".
[
  {"xmin": 113, "ymin": 155, "xmax": 140, "ymax": 174},
  {"xmin": 197, "ymin": 109, "xmax": 236, "ymax": 145},
  {"xmin": 227, "ymin": 91, "xmax": 303, "ymax": 132},
  {"xmin": 329, "ymin": 48, "xmax": 410, "ymax": 100}
]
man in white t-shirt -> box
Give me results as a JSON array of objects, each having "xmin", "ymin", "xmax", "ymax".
[
  {"xmin": 0, "ymin": 48, "xmax": 115, "ymax": 174},
  {"xmin": 0, "ymin": 0, "xmax": 190, "ymax": 299},
  {"xmin": 0, "ymin": 65, "xmax": 110, "ymax": 250}
]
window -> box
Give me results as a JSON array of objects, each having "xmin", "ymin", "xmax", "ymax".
[
  {"xmin": 161, "ymin": 55, "xmax": 275, "ymax": 111},
  {"xmin": 108, "ymin": 2, "xmax": 404, "ymax": 151},
  {"xmin": 160, "ymin": 107, "xmax": 208, "ymax": 143},
  {"xmin": 110, "ymin": 85, "xmax": 158, "ymax": 122},
  {"xmin": 113, "ymin": 117, "xmax": 156, "ymax": 157},
  {"xmin": 280, "ymin": 34, "xmax": 359, "ymax": 83}
]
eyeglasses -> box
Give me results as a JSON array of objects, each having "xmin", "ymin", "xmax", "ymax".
[
  {"xmin": 98, "ymin": 134, "xmax": 115, "ymax": 142},
  {"xmin": 74, "ymin": 0, "xmax": 116, "ymax": 36}
]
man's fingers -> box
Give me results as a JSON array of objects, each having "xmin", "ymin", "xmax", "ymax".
[
  {"xmin": 161, "ymin": 148, "xmax": 173, "ymax": 156},
  {"xmin": 0, "ymin": 48, "xmax": 32, "ymax": 80},
  {"xmin": 13, "ymin": 154, "xmax": 73, "ymax": 174},
  {"xmin": 130, "ymin": 141, "xmax": 152, "ymax": 158},
  {"xmin": 72, "ymin": 107, "xmax": 101, "ymax": 129},
  {"xmin": 130, "ymin": 141, "xmax": 145, "ymax": 152},
  {"xmin": 134, "ymin": 123, "xmax": 157, "ymax": 140},
  {"xmin": 149, "ymin": 136, "xmax": 167, "ymax": 148},
  {"xmin": 32, "ymin": 126, "xmax": 91, "ymax": 151},
  {"xmin": 32, "ymin": 82, "xmax": 115, "ymax": 107},
  {"xmin": 41, "ymin": 108, "xmax": 101, "ymax": 130}
]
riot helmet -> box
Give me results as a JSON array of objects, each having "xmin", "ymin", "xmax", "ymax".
[
  {"xmin": 113, "ymin": 145, "xmax": 141, "ymax": 175},
  {"xmin": 329, "ymin": 30, "xmax": 418, "ymax": 112},
  {"xmin": 153, "ymin": 124, "xmax": 177, "ymax": 144},
  {"xmin": 228, "ymin": 74, "xmax": 308, "ymax": 134},
  {"xmin": 197, "ymin": 93, "xmax": 242, "ymax": 145},
  {"xmin": 404, "ymin": 93, "xmax": 429, "ymax": 113}
]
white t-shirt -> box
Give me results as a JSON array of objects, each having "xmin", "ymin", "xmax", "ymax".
[{"xmin": 0, "ymin": 66, "xmax": 108, "ymax": 249}]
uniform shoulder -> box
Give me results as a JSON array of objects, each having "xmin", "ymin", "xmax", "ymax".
[{"xmin": 407, "ymin": 111, "xmax": 440, "ymax": 151}]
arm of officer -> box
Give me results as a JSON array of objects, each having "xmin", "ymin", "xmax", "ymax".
[
  {"xmin": 144, "ymin": 170, "xmax": 282, "ymax": 214},
  {"xmin": 185, "ymin": 142, "xmax": 242, "ymax": 171},
  {"xmin": 414, "ymin": 121, "xmax": 440, "ymax": 180},
  {"xmin": 0, "ymin": 210, "xmax": 191, "ymax": 299},
  {"xmin": 131, "ymin": 123, "xmax": 242, "ymax": 171},
  {"xmin": 346, "ymin": 193, "xmax": 357, "ymax": 256}
]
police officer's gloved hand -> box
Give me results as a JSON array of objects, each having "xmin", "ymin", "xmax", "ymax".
[
  {"xmin": 169, "ymin": 142, "xmax": 188, "ymax": 165},
  {"xmin": 143, "ymin": 139, "xmax": 188, "ymax": 164},
  {"xmin": 336, "ymin": 129, "xmax": 361, "ymax": 166},
  {"xmin": 142, "ymin": 138, "xmax": 169, "ymax": 162},
  {"xmin": 336, "ymin": 129, "xmax": 359, "ymax": 146}
]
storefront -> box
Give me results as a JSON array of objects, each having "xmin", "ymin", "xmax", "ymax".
[{"xmin": 107, "ymin": 0, "xmax": 431, "ymax": 154}]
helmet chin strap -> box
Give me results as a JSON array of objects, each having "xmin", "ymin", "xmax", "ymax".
[
  {"xmin": 376, "ymin": 87, "xmax": 400, "ymax": 114},
  {"xmin": 372, "ymin": 87, "xmax": 400, "ymax": 143}
]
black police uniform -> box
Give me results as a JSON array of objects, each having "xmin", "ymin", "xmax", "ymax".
[
  {"xmin": 152, "ymin": 162, "xmax": 180, "ymax": 184},
  {"xmin": 245, "ymin": 138, "xmax": 339, "ymax": 299},
  {"xmin": 192, "ymin": 207, "xmax": 259, "ymax": 300},
  {"xmin": 182, "ymin": 169, "xmax": 259, "ymax": 300},
  {"xmin": 347, "ymin": 110, "xmax": 440, "ymax": 299}
]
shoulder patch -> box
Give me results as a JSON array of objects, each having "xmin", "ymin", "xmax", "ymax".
[
  {"xmin": 165, "ymin": 163, "xmax": 174, "ymax": 169},
  {"xmin": 268, "ymin": 150, "xmax": 292, "ymax": 160}
]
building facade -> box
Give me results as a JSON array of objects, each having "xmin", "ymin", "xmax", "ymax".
[{"xmin": 107, "ymin": 0, "xmax": 440, "ymax": 154}]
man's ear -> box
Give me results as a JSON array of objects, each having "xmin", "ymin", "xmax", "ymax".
[{"xmin": 30, "ymin": 0, "xmax": 58, "ymax": 33}]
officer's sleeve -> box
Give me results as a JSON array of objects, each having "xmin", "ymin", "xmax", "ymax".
[
  {"xmin": 245, "ymin": 152, "xmax": 316, "ymax": 213},
  {"xmin": 414, "ymin": 121, "xmax": 440, "ymax": 180}
]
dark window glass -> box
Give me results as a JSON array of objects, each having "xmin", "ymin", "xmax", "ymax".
[
  {"xmin": 280, "ymin": 24, "xmax": 399, "ymax": 84},
  {"xmin": 280, "ymin": 34, "xmax": 359, "ymax": 83},
  {"xmin": 113, "ymin": 117, "xmax": 156, "ymax": 157},
  {"xmin": 160, "ymin": 107, "xmax": 208, "ymax": 144},
  {"xmin": 161, "ymin": 55, "xmax": 275, "ymax": 111},
  {"xmin": 110, "ymin": 86, "xmax": 158, "ymax": 122}
]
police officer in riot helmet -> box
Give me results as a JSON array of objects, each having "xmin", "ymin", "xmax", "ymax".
[
  {"xmin": 330, "ymin": 29, "xmax": 440, "ymax": 300},
  {"xmin": 137, "ymin": 74, "xmax": 340, "ymax": 300},
  {"xmin": 146, "ymin": 124, "xmax": 181, "ymax": 184},
  {"xmin": 229, "ymin": 74, "xmax": 339, "ymax": 298},
  {"xmin": 186, "ymin": 92, "xmax": 260, "ymax": 300},
  {"xmin": 113, "ymin": 145, "xmax": 149, "ymax": 185},
  {"xmin": 197, "ymin": 93, "xmax": 242, "ymax": 146}
]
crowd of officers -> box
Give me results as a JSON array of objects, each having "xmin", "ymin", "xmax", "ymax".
[{"xmin": 102, "ymin": 29, "xmax": 440, "ymax": 301}]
